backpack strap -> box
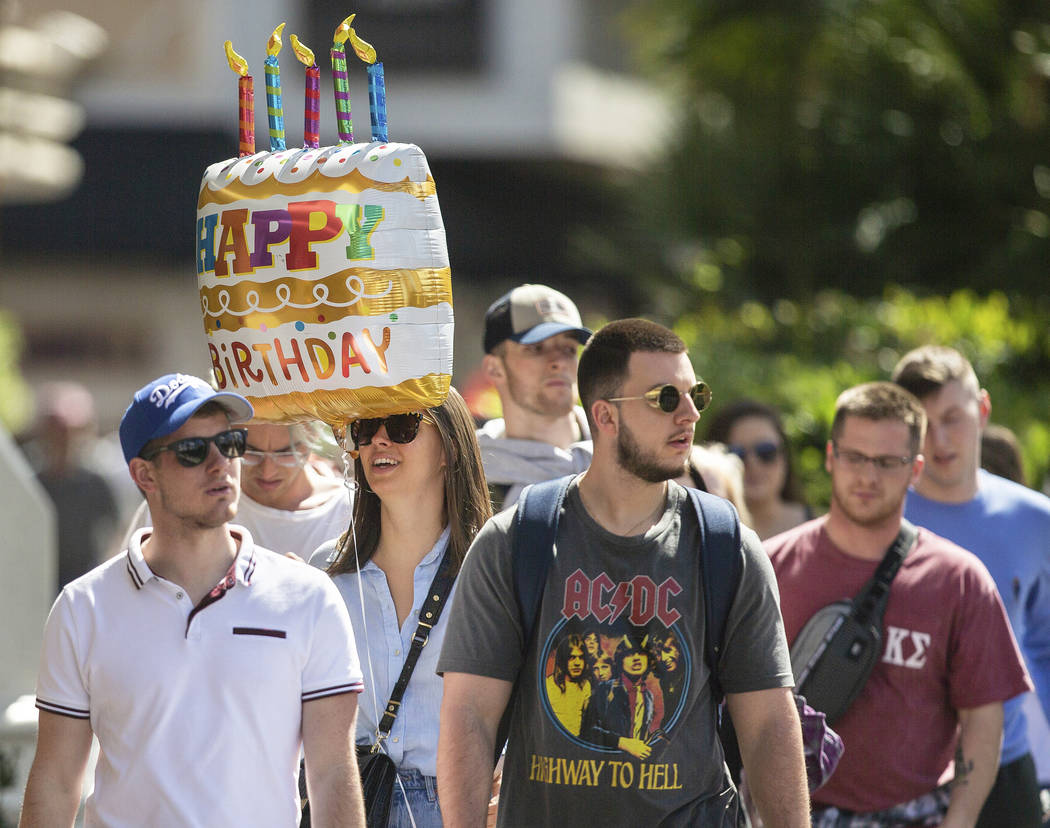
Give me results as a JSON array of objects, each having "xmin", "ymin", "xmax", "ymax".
[
  {"xmin": 512, "ymin": 475, "xmax": 574, "ymax": 644},
  {"xmin": 686, "ymin": 488, "xmax": 743, "ymax": 702}
]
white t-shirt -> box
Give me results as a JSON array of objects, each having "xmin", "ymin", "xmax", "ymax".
[{"xmin": 36, "ymin": 526, "xmax": 362, "ymax": 827}]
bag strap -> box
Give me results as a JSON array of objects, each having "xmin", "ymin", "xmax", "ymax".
[
  {"xmin": 687, "ymin": 487, "xmax": 743, "ymax": 703},
  {"xmin": 374, "ymin": 542, "xmax": 458, "ymax": 742},
  {"xmin": 849, "ymin": 519, "xmax": 918, "ymax": 627},
  {"xmin": 512, "ymin": 475, "xmax": 574, "ymax": 645}
]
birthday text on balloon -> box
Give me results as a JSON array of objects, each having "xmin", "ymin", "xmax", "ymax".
[{"xmin": 209, "ymin": 326, "xmax": 391, "ymax": 390}]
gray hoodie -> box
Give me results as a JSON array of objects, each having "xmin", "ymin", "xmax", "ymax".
[{"xmin": 476, "ymin": 407, "xmax": 593, "ymax": 510}]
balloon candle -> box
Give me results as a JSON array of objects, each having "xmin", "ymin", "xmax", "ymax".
[
  {"xmin": 290, "ymin": 35, "xmax": 320, "ymax": 149},
  {"xmin": 224, "ymin": 40, "xmax": 255, "ymax": 157},
  {"xmin": 264, "ymin": 24, "xmax": 286, "ymax": 152},
  {"xmin": 348, "ymin": 23, "xmax": 387, "ymax": 143},
  {"xmin": 330, "ymin": 15, "xmax": 355, "ymax": 143}
]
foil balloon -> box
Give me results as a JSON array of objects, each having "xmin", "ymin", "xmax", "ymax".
[
  {"xmin": 205, "ymin": 22, "xmax": 452, "ymax": 428},
  {"xmin": 197, "ymin": 143, "xmax": 452, "ymax": 428}
]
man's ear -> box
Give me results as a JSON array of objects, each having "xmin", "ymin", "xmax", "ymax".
[
  {"xmin": 482, "ymin": 353, "xmax": 505, "ymax": 383},
  {"xmin": 128, "ymin": 457, "xmax": 159, "ymax": 495},
  {"xmin": 977, "ymin": 388, "xmax": 991, "ymax": 429},
  {"xmin": 591, "ymin": 399, "xmax": 619, "ymax": 438}
]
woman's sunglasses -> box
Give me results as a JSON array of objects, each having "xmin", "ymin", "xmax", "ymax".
[
  {"xmin": 140, "ymin": 428, "xmax": 248, "ymax": 467},
  {"xmin": 350, "ymin": 413, "xmax": 433, "ymax": 448},
  {"xmin": 728, "ymin": 441, "xmax": 781, "ymax": 465},
  {"xmin": 607, "ymin": 381, "xmax": 712, "ymax": 414}
]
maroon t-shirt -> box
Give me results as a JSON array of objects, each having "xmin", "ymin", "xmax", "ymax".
[{"xmin": 766, "ymin": 518, "xmax": 1031, "ymax": 813}]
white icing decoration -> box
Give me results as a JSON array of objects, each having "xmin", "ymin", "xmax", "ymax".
[
  {"xmin": 202, "ymin": 274, "xmax": 394, "ymax": 318},
  {"xmin": 200, "ymin": 142, "xmax": 431, "ymax": 192}
]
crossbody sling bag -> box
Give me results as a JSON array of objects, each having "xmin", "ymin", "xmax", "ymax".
[
  {"xmin": 789, "ymin": 520, "xmax": 918, "ymax": 726},
  {"xmin": 302, "ymin": 544, "xmax": 457, "ymax": 828}
]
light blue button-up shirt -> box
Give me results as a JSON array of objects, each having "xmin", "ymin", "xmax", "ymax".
[{"xmin": 328, "ymin": 526, "xmax": 453, "ymax": 778}]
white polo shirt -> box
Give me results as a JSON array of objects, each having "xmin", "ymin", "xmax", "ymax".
[{"xmin": 36, "ymin": 526, "xmax": 363, "ymax": 827}]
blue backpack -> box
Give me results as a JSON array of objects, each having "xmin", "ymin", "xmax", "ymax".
[
  {"xmin": 503, "ymin": 474, "xmax": 842, "ymax": 802},
  {"xmin": 511, "ymin": 475, "xmax": 742, "ymax": 706}
]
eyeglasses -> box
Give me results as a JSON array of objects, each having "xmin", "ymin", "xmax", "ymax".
[
  {"xmin": 728, "ymin": 441, "xmax": 781, "ymax": 465},
  {"xmin": 350, "ymin": 413, "xmax": 433, "ymax": 448},
  {"xmin": 241, "ymin": 446, "xmax": 306, "ymax": 468},
  {"xmin": 141, "ymin": 428, "xmax": 248, "ymax": 467},
  {"xmin": 832, "ymin": 443, "xmax": 914, "ymax": 471},
  {"xmin": 607, "ymin": 382, "xmax": 712, "ymax": 414}
]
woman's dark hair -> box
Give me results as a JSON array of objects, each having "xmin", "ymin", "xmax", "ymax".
[
  {"xmin": 703, "ymin": 398, "xmax": 806, "ymax": 506},
  {"xmin": 327, "ymin": 387, "xmax": 492, "ymax": 577}
]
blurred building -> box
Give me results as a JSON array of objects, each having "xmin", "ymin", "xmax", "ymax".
[{"xmin": 2, "ymin": 0, "xmax": 670, "ymax": 428}]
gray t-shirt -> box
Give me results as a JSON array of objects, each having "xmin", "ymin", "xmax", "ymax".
[{"xmin": 438, "ymin": 480, "xmax": 793, "ymax": 827}]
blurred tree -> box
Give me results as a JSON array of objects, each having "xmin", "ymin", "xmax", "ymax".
[
  {"xmin": 616, "ymin": 0, "xmax": 1050, "ymax": 305},
  {"xmin": 679, "ymin": 287, "xmax": 1050, "ymax": 507}
]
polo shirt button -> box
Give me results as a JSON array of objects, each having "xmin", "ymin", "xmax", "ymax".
[
  {"xmin": 392, "ymin": 737, "xmax": 399, "ymax": 743},
  {"xmin": 394, "ymin": 649, "xmax": 401, "ymax": 655},
  {"xmin": 175, "ymin": 591, "xmax": 184, "ymax": 600}
]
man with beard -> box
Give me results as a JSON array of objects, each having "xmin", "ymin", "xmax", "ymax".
[
  {"xmin": 477, "ymin": 284, "xmax": 593, "ymax": 510},
  {"xmin": 892, "ymin": 346, "xmax": 1050, "ymax": 828},
  {"xmin": 20, "ymin": 374, "xmax": 365, "ymax": 827},
  {"xmin": 766, "ymin": 382, "xmax": 1030, "ymax": 828},
  {"xmin": 546, "ymin": 633, "xmax": 593, "ymax": 736},
  {"xmin": 438, "ymin": 319, "xmax": 808, "ymax": 827}
]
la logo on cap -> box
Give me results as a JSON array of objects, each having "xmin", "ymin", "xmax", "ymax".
[{"xmin": 148, "ymin": 374, "xmax": 210, "ymax": 410}]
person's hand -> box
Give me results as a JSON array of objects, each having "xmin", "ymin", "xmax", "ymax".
[
  {"xmin": 486, "ymin": 755, "xmax": 503, "ymax": 828},
  {"xmin": 284, "ymin": 551, "xmax": 306, "ymax": 563},
  {"xmin": 618, "ymin": 737, "xmax": 651, "ymax": 760}
]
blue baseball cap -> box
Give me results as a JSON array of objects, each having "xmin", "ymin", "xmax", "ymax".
[{"xmin": 119, "ymin": 373, "xmax": 254, "ymax": 463}]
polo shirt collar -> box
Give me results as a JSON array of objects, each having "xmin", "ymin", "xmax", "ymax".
[{"xmin": 125, "ymin": 524, "xmax": 258, "ymax": 590}]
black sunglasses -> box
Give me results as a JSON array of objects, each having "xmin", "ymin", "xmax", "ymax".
[
  {"xmin": 351, "ymin": 413, "xmax": 432, "ymax": 448},
  {"xmin": 607, "ymin": 381, "xmax": 712, "ymax": 414},
  {"xmin": 728, "ymin": 441, "xmax": 781, "ymax": 465},
  {"xmin": 141, "ymin": 428, "xmax": 248, "ymax": 467}
]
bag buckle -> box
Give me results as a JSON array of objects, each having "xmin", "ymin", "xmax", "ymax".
[{"xmin": 412, "ymin": 621, "xmax": 432, "ymax": 648}]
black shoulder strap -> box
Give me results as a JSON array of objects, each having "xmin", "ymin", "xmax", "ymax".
[
  {"xmin": 850, "ymin": 519, "xmax": 918, "ymax": 627},
  {"xmin": 512, "ymin": 475, "xmax": 574, "ymax": 644},
  {"xmin": 374, "ymin": 544, "xmax": 457, "ymax": 742},
  {"xmin": 687, "ymin": 488, "xmax": 743, "ymax": 702}
]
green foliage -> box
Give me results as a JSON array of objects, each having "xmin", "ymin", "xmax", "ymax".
[
  {"xmin": 618, "ymin": 0, "xmax": 1050, "ymax": 304},
  {"xmin": 679, "ymin": 287, "xmax": 1050, "ymax": 507},
  {"xmin": 0, "ymin": 309, "xmax": 30, "ymax": 434}
]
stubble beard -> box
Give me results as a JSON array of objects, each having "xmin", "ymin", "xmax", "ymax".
[
  {"xmin": 617, "ymin": 420, "xmax": 687, "ymax": 484},
  {"xmin": 830, "ymin": 479, "xmax": 906, "ymax": 529},
  {"xmin": 157, "ymin": 488, "xmax": 238, "ymax": 532},
  {"xmin": 506, "ymin": 371, "xmax": 575, "ymax": 420}
]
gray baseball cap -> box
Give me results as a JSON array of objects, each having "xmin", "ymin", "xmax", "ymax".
[{"xmin": 483, "ymin": 284, "xmax": 591, "ymax": 353}]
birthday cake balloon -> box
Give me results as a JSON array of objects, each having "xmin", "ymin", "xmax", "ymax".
[{"xmin": 197, "ymin": 17, "xmax": 452, "ymax": 427}]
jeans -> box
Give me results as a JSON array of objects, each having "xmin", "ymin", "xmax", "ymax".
[{"xmin": 387, "ymin": 767, "xmax": 443, "ymax": 828}]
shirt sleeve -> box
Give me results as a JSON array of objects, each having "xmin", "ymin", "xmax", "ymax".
[
  {"xmin": 35, "ymin": 592, "xmax": 91, "ymax": 719},
  {"xmin": 718, "ymin": 527, "xmax": 795, "ymax": 694},
  {"xmin": 301, "ymin": 575, "xmax": 364, "ymax": 701},
  {"xmin": 437, "ymin": 512, "xmax": 524, "ymax": 681},
  {"xmin": 948, "ymin": 557, "xmax": 1033, "ymax": 711},
  {"xmin": 1021, "ymin": 560, "xmax": 1050, "ymax": 719}
]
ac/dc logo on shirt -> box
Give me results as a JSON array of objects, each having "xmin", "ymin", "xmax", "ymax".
[{"xmin": 537, "ymin": 571, "xmax": 689, "ymax": 766}]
